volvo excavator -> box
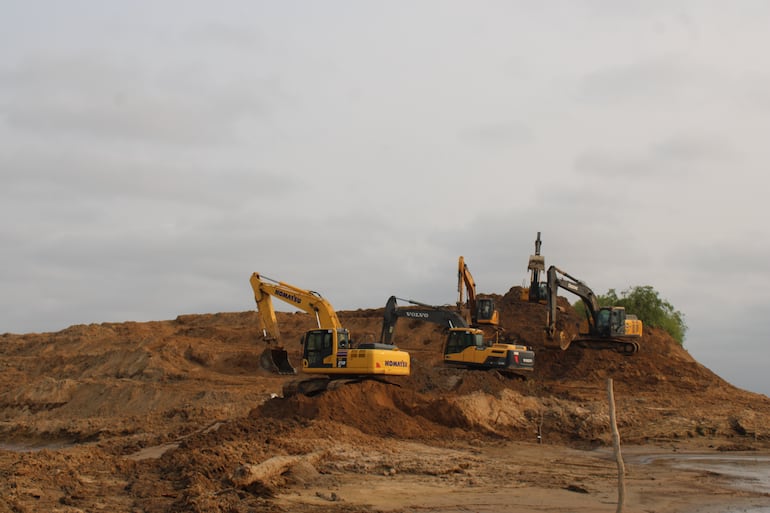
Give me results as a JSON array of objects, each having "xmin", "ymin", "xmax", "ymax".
[
  {"xmin": 544, "ymin": 265, "xmax": 642, "ymax": 355},
  {"xmin": 457, "ymin": 256, "xmax": 499, "ymax": 327},
  {"xmin": 249, "ymin": 273, "xmax": 411, "ymax": 395},
  {"xmin": 381, "ymin": 296, "xmax": 534, "ymax": 374}
]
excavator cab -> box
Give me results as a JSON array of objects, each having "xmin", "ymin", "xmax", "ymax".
[
  {"xmin": 301, "ymin": 328, "xmax": 350, "ymax": 369},
  {"xmin": 444, "ymin": 328, "xmax": 485, "ymax": 356},
  {"xmin": 476, "ymin": 298, "xmax": 498, "ymax": 325},
  {"xmin": 595, "ymin": 307, "xmax": 628, "ymax": 338}
]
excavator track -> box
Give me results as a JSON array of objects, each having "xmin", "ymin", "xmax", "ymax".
[
  {"xmin": 543, "ymin": 329, "xmax": 639, "ymax": 355},
  {"xmin": 282, "ymin": 375, "xmax": 401, "ymax": 398},
  {"xmin": 573, "ymin": 337, "xmax": 639, "ymax": 355}
]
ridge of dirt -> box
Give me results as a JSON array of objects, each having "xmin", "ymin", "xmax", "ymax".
[{"xmin": 1, "ymin": 286, "xmax": 769, "ymax": 512}]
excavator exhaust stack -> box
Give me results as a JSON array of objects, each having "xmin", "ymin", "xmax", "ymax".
[{"xmin": 259, "ymin": 348, "xmax": 297, "ymax": 375}]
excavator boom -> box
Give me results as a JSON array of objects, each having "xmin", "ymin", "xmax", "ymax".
[
  {"xmin": 381, "ymin": 296, "xmax": 468, "ymax": 344},
  {"xmin": 250, "ymin": 273, "xmax": 342, "ymax": 332},
  {"xmin": 546, "ymin": 266, "xmax": 601, "ymax": 334}
]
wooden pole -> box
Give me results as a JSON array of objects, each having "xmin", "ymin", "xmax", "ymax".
[{"xmin": 607, "ymin": 378, "xmax": 625, "ymax": 513}]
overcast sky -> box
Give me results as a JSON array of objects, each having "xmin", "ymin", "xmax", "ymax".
[{"xmin": 2, "ymin": 2, "xmax": 769, "ymax": 396}]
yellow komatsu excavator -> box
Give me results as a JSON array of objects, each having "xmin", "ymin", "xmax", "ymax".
[
  {"xmin": 249, "ymin": 272, "xmax": 411, "ymax": 395},
  {"xmin": 457, "ymin": 256, "xmax": 499, "ymax": 327}
]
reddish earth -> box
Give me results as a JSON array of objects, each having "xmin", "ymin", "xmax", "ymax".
[{"xmin": 1, "ymin": 286, "xmax": 768, "ymax": 512}]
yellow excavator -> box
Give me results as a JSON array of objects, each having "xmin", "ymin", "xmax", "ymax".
[
  {"xmin": 457, "ymin": 256, "xmax": 499, "ymax": 327},
  {"xmin": 380, "ymin": 296, "xmax": 534, "ymax": 375},
  {"xmin": 249, "ymin": 272, "xmax": 411, "ymax": 394},
  {"xmin": 544, "ymin": 265, "xmax": 643, "ymax": 354}
]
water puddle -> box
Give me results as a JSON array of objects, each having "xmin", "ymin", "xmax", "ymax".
[
  {"xmin": 630, "ymin": 452, "xmax": 770, "ymax": 512},
  {"xmin": 635, "ymin": 453, "xmax": 770, "ymax": 495}
]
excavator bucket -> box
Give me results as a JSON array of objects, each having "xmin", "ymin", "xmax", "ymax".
[
  {"xmin": 259, "ymin": 348, "xmax": 297, "ymax": 375},
  {"xmin": 542, "ymin": 329, "xmax": 572, "ymax": 351}
]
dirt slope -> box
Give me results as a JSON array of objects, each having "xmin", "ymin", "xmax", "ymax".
[{"xmin": 0, "ymin": 286, "xmax": 768, "ymax": 512}]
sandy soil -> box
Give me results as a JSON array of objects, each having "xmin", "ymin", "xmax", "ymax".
[{"xmin": 1, "ymin": 286, "xmax": 769, "ymax": 512}]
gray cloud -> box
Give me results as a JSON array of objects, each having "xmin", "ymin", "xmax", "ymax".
[
  {"xmin": 0, "ymin": 54, "xmax": 269, "ymax": 145},
  {"xmin": 577, "ymin": 56, "xmax": 712, "ymax": 104},
  {"xmin": 574, "ymin": 134, "xmax": 737, "ymax": 178},
  {"xmin": 459, "ymin": 121, "xmax": 534, "ymax": 148}
]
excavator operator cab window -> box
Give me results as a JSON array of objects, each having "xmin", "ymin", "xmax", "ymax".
[
  {"xmin": 304, "ymin": 330, "xmax": 334, "ymax": 367},
  {"xmin": 597, "ymin": 308, "xmax": 611, "ymax": 336},
  {"xmin": 447, "ymin": 331, "xmax": 484, "ymax": 354},
  {"xmin": 610, "ymin": 308, "xmax": 625, "ymax": 335},
  {"xmin": 479, "ymin": 300, "xmax": 492, "ymax": 320},
  {"xmin": 446, "ymin": 331, "xmax": 464, "ymax": 355},
  {"xmin": 337, "ymin": 330, "xmax": 349, "ymax": 349},
  {"xmin": 323, "ymin": 331, "xmax": 333, "ymax": 352}
]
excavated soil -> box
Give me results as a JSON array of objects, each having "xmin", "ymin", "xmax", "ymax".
[{"xmin": 1, "ymin": 286, "xmax": 769, "ymax": 512}]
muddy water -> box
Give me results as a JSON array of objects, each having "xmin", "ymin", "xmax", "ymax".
[
  {"xmin": 638, "ymin": 453, "xmax": 770, "ymax": 513},
  {"xmin": 676, "ymin": 455, "xmax": 770, "ymax": 513},
  {"xmin": 672, "ymin": 455, "xmax": 770, "ymax": 494}
]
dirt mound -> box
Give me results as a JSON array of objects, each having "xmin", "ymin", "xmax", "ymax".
[
  {"xmin": 2, "ymin": 284, "xmax": 770, "ymax": 512},
  {"xmin": 256, "ymin": 375, "xmax": 542, "ymax": 442},
  {"xmin": 1, "ymin": 287, "xmax": 765, "ymax": 444},
  {"xmin": 258, "ymin": 380, "xmax": 460, "ymax": 439}
]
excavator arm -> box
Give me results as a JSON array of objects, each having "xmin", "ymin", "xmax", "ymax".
[
  {"xmin": 381, "ymin": 296, "xmax": 468, "ymax": 344},
  {"xmin": 249, "ymin": 272, "xmax": 344, "ymax": 374},
  {"xmin": 545, "ymin": 265, "xmax": 601, "ymax": 337},
  {"xmin": 250, "ymin": 272, "xmax": 343, "ymax": 338}
]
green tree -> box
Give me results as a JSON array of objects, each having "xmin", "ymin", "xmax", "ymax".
[{"xmin": 573, "ymin": 285, "xmax": 687, "ymax": 345}]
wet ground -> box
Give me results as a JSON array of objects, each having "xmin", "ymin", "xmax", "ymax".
[{"xmin": 627, "ymin": 451, "xmax": 770, "ymax": 513}]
